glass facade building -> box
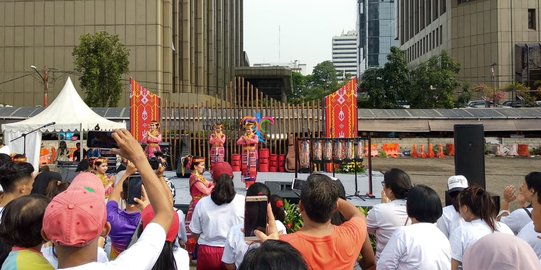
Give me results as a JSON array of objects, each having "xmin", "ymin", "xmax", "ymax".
[{"xmin": 357, "ymin": 0, "xmax": 399, "ymax": 77}]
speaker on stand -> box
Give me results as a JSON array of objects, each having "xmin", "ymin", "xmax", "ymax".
[{"xmin": 454, "ymin": 124, "xmax": 485, "ymax": 189}]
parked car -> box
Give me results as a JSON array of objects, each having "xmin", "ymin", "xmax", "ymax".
[
  {"xmin": 502, "ymin": 100, "xmax": 526, "ymax": 107},
  {"xmin": 467, "ymin": 100, "xmax": 492, "ymax": 108}
]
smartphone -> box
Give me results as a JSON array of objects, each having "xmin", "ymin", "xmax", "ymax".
[
  {"xmin": 244, "ymin": 195, "xmax": 268, "ymax": 241},
  {"xmin": 87, "ymin": 131, "xmax": 118, "ymax": 149},
  {"xmin": 291, "ymin": 178, "xmax": 307, "ymax": 191},
  {"xmin": 148, "ymin": 157, "xmax": 160, "ymax": 170},
  {"xmin": 126, "ymin": 175, "xmax": 143, "ymax": 205}
]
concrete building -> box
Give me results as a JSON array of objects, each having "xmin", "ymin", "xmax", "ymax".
[
  {"xmin": 253, "ymin": 60, "xmax": 308, "ymax": 75},
  {"xmin": 357, "ymin": 0, "xmax": 399, "ymax": 77},
  {"xmin": 0, "ymin": 0, "xmax": 245, "ymax": 107},
  {"xmin": 398, "ymin": 0, "xmax": 541, "ymax": 88},
  {"xmin": 332, "ymin": 30, "xmax": 358, "ymax": 81}
]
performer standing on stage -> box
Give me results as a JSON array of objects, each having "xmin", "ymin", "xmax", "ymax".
[
  {"xmin": 185, "ymin": 157, "xmax": 214, "ymax": 258},
  {"xmin": 209, "ymin": 123, "xmax": 226, "ymax": 168},
  {"xmin": 237, "ymin": 122, "xmax": 259, "ymax": 189},
  {"xmin": 142, "ymin": 120, "xmax": 162, "ymax": 158}
]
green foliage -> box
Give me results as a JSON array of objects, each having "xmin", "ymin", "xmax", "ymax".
[
  {"xmin": 73, "ymin": 31, "xmax": 130, "ymax": 107},
  {"xmin": 360, "ymin": 48, "xmax": 463, "ymax": 109},
  {"xmin": 337, "ymin": 162, "xmax": 366, "ymax": 174},
  {"xmin": 284, "ymin": 199, "xmax": 303, "ymax": 233},
  {"xmin": 289, "ymin": 61, "xmax": 348, "ymax": 104},
  {"xmin": 503, "ymin": 82, "xmax": 536, "ymax": 106},
  {"xmin": 408, "ymin": 51, "xmax": 460, "ymax": 108},
  {"xmin": 456, "ymin": 84, "xmax": 473, "ymax": 107},
  {"xmin": 359, "ymin": 47, "xmax": 410, "ymax": 108}
]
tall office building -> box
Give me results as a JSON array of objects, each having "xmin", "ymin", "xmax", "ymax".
[
  {"xmin": 332, "ymin": 30, "xmax": 358, "ymax": 81},
  {"xmin": 397, "ymin": 0, "xmax": 541, "ymax": 88},
  {"xmin": 357, "ymin": 0, "xmax": 399, "ymax": 77},
  {"xmin": 0, "ymin": 0, "xmax": 245, "ymax": 107}
]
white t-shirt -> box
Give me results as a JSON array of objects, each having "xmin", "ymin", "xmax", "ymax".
[
  {"xmin": 436, "ymin": 205, "xmax": 465, "ymax": 239},
  {"xmin": 501, "ymin": 207, "xmax": 532, "ymax": 235},
  {"xmin": 517, "ymin": 221, "xmax": 541, "ymax": 260},
  {"xmin": 221, "ymin": 220, "xmax": 288, "ymax": 268},
  {"xmin": 173, "ymin": 247, "xmax": 190, "ymax": 270},
  {"xmin": 377, "ymin": 223, "xmax": 451, "ymax": 270},
  {"xmin": 42, "ymin": 246, "xmax": 109, "ymax": 268},
  {"xmin": 450, "ymin": 219, "xmax": 513, "ymax": 262},
  {"xmin": 0, "ymin": 145, "xmax": 11, "ymax": 155},
  {"xmin": 367, "ymin": 199, "xmax": 409, "ymax": 260},
  {"xmin": 189, "ymin": 194, "xmax": 245, "ymax": 247},
  {"xmin": 176, "ymin": 209, "xmax": 188, "ymax": 243},
  {"xmin": 58, "ymin": 223, "xmax": 166, "ymax": 270}
]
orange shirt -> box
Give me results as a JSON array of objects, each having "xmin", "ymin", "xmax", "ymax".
[{"xmin": 280, "ymin": 216, "xmax": 367, "ymax": 270}]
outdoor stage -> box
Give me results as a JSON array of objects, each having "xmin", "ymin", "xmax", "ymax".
[{"xmin": 167, "ymin": 170, "xmax": 384, "ymax": 208}]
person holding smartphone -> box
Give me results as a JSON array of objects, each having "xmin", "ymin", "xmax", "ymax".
[{"xmin": 106, "ymin": 161, "xmax": 142, "ymax": 259}]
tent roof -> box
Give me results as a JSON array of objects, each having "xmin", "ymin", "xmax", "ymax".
[{"xmin": 1, "ymin": 77, "xmax": 126, "ymax": 132}]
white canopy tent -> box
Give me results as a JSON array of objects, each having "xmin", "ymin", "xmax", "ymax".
[{"xmin": 1, "ymin": 77, "xmax": 126, "ymax": 170}]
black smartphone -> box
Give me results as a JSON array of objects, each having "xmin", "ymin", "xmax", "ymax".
[
  {"xmin": 291, "ymin": 178, "xmax": 307, "ymax": 191},
  {"xmin": 244, "ymin": 195, "xmax": 268, "ymax": 240},
  {"xmin": 126, "ymin": 175, "xmax": 143, "ymax": 205},
  {"xmin": 148, "ymin": 157, "xmax": 160, "ymax": 170},
  {"xmin": 87, "ymin": 131, "xmax": 118, "ymax": 149}
]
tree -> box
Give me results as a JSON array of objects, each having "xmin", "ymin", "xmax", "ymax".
[
  {"xmin": 73, "ymin": 31, "xmax": 130, "ymax": 107},
  {"xmin": 310, "ymin": 61, "xmax": 339, "ymax": 94},
  {"xmin": 408, "ymin": 51, "xmax": 460, "ymax": 108},
  {"xmin": 503, "ymin": 82, "xmax": 535, "ymax": 106},
  {"xmin": 359, "ymin": 47, "xmax": 410, "ymax": 108}
]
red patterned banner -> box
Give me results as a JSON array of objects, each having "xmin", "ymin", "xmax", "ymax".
[
  {"xmin": 130, "ymin": 78, "xmax": 161, "ymax": 142},
  {"xmin": 325, "ymin": 78, "xmax": 358, "ymax": 138}
]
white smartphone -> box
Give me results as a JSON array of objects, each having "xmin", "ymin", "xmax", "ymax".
[{"xmin": 244, "ymin": 195, "xmax": 268, "ymax": 241}]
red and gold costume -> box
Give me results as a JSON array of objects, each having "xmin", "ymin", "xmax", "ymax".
[
  {"xmin": 209, "ymin": 124, "xmax": 226, "ymax": 167},
  {"xmin": 185, "ymin": 158, "xmax": 214, "ymax": 256},
  {"xmin": 236, "ymin": 122, "xmax": 258, "ymax": 188},
  {"xmin": 142, "ymin": 121, "xmax": 162, "ymax": 158}
]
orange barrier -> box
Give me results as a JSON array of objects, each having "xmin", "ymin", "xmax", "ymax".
[
  {"xmin": 428, "ymin": 144, "xmax": 435, "ymax": 159},
  {"xmin": 518, "ymin": 144, "xmax": 529, "ymax": 157},
  {"xmin": 420, "ymin": 145, "xmax": 427, "ymax": 159},
  {"xmin": 411, "ymin": 144, "xmax": 418, "ymax": 158},
  {"xmin": 446, "ymin": 144, "xmax": 455, "ymax": 156},
  {"xmin": 437, "ymin": 144, "xmax": 445, "ymax": 158}
]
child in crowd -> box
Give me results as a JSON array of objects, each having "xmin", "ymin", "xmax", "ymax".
[{"xmin": 0, "ymin": 194, "xmax": 52, "ymax": 269}]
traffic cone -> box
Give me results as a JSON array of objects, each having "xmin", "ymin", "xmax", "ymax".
[
  {"xmin": 428, "ymin": 144, "xmax": 435, "ymax": 158},
  {"xmin": 420, "ymin": 145, "xmax": 427, "ymax": 159},
  {"xmin": 411, "ymin": 144, "xmax": 418, "ymax": 158},
  {"xmin": 437, "ymin": 144, "xmax": 445, "ymax": 158}
]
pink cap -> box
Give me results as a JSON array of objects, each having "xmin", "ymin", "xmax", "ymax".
[
  {"xmin": 211, "ymin": 162, "xmax": 233, "ymax": 181},
  {"xmin": 42, "ymin": 172, "xmax": 107, "ymax": 247}
]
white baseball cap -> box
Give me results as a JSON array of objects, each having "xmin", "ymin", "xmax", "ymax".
[{"xmin": 448, "ymin": 175, "xmax": 468, "ymax": 193}]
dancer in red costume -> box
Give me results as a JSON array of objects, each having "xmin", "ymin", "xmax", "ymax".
[
  {"xmin": 185, "ymin": 157, "xmax": 214, "ymax": 258},
  {"xmin": 142, "ymin": 120, "xmax": 162, "ymax": 158},
  {"xmin": 209, "ymin": 123, "xmax": 226, "ymax": 168},
  {"xmin": 236, "ymin": 122, "xmax": 258, "ymax": 189}
]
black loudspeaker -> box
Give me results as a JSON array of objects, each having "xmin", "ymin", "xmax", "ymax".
[
  {"xmin": 265, "ymin": 180, "xmax": 300, "ymax": 204},
  {"xmin": 454, "ymin": 124, "xmax": 485, "ymax": 189}
]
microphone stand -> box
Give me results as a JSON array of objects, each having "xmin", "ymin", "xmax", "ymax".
[{"xmin": 10, "ymin": 122, "xmax": 55, "ymax": 156}]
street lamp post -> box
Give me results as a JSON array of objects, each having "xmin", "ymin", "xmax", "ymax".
[
  {"xmin": 490, "ymin": 63, "xmax": 497, "ymax": 107},
  {"xmin": 30, "ymin": 65, "xmax": 49, "ymax": 108}
]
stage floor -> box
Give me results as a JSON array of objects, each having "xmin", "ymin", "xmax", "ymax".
[{"xmin": 167, "ymin": 170, "xmax": 384, "ymax": 208}]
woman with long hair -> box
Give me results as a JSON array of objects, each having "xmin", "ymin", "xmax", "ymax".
[
  {"xmin": 56, "ymin": 140, "xmax": 70, "ymax": 163},
  {"xmin": 92, "ymin": 158, "xmax": 114, "ymax": 197},
  {"xmin": 190, "ymin": 174, "xmax": 244, "ymax": 270},
  {"xmin": 450, "ymin": 185, "xmax": 513, "ymax": 270},
  {"xmin": 185, "ymin": 157, "xmax": 214, "ymax": 257},
  {"xmin": 366, "ymin": 168, "xmax": 413, "ymax": 260}
]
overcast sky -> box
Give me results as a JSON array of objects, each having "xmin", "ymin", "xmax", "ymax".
[{"xmin": 244, "ymin": 0, "xmax": 358, "ymax": 74}]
